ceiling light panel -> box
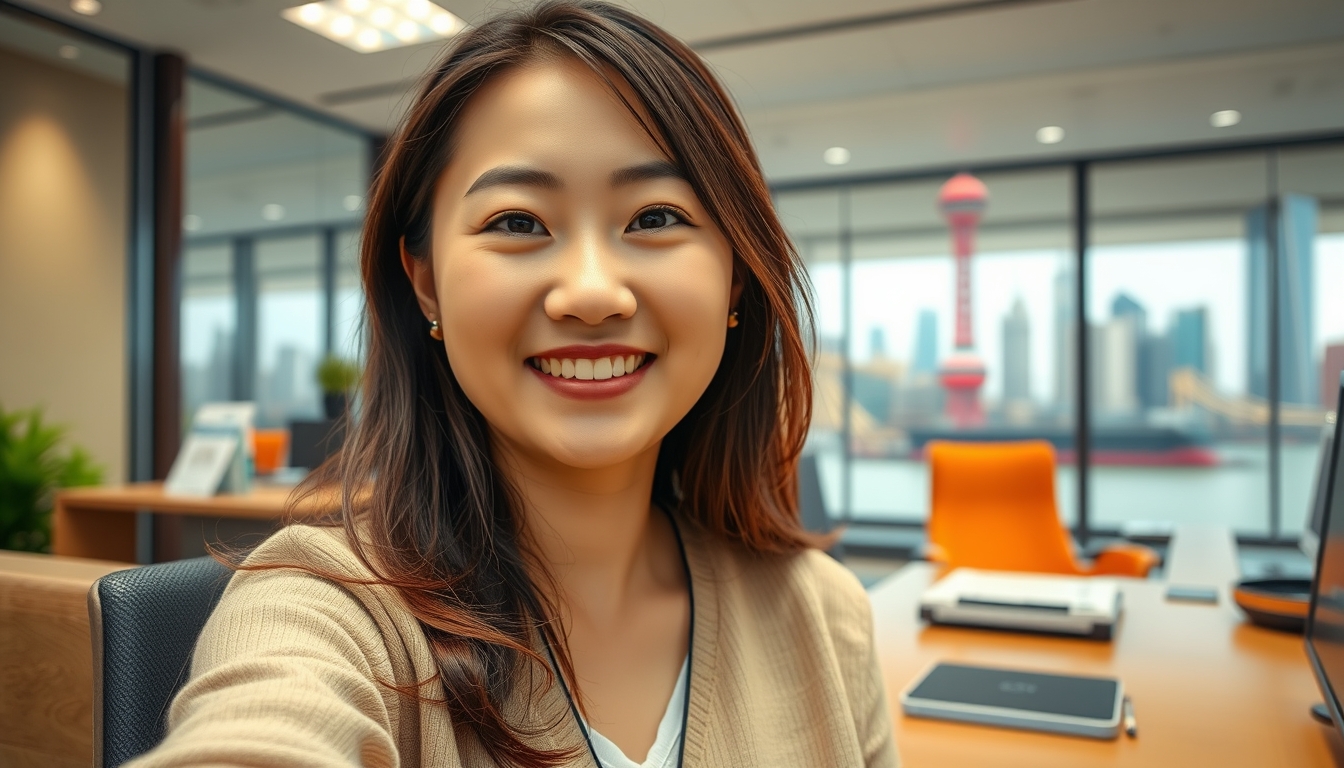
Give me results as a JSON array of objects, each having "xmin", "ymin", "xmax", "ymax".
[{"xmin": 283, "ymin": 0, "xmax": 466, "ymax": 53}]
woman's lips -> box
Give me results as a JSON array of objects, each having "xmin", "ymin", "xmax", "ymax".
[{"xmin": 525, "ymin": 351, "xmax": 654, "ymax": 400}]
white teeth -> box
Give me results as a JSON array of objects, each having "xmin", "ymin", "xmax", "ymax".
[{"xmin": 531, "ymin": 354, "xmax": 647, "ymax": 380}]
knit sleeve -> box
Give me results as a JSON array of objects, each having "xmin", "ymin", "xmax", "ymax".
[
  {"xmin": 125, "ymin": 540, "xmax": 409, "ymax": 767},
  {"xmin": 808, "ymin": 552, "xmax": 900, "ymax": 768},
  {"xmin": 855, "ymin": 601, "xmax": 899, "ymax": 768}
]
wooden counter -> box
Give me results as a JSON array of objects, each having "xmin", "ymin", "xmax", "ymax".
[{"xmin": 53, "ymin": 482, "xmax": 335, "ymax": 563}]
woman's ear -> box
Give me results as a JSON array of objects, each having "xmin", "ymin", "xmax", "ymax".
[{"xmin": 400, "ymin": 237, "xmax": 440, "ymax": 320}]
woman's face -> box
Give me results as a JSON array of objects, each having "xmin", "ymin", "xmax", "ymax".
[{"xmin": 406, "ymin": 57, "xmax": 737, "ymax": 474}]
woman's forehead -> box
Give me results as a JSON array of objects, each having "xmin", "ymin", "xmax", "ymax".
[{"xmin": 444, "ymin": 58, "xmax": 674, "ymax": 182}]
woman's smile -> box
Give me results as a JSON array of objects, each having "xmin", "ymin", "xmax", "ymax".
[{"xmin": 526, "ymin": 344, "xmax": 656, "ymax": 399}]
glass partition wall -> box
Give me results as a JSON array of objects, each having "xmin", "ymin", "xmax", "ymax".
[
  {"xmin": 778, "ymin": 138, "xmax": 1344, "ymax": 543},
  {"xmin": 179, "ymin": 75, "xmax": 372, "ymax": 429}
]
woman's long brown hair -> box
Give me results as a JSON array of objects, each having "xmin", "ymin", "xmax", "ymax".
[{"xmin": 287, "ymin": 2, "xmax": 817, "ymax": 764}]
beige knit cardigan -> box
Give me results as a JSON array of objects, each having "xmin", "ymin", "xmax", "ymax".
[{"xmin": 128, "ymin": 521, "xmax": 899, "ymax": 767}]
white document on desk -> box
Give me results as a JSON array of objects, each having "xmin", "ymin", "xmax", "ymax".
[
  {"xmin": 164, "ymin": 434, "xmax": 239, "ymax": 498},
  {"xmin": 919, "ymin": 568, "xmax": 1122, "ymax": 639}
]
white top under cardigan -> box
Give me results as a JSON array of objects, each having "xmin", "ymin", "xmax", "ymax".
[{"xmin": 587, "ymin": 656, "xmax": 690, "ymax": 768}]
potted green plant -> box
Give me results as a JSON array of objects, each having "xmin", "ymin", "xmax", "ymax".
[
  {"xmin": 316, "ymin": 354, "xmax": 361, "ymax": 419},
  {"xmin": 0, "ymin": 404, "xmax": 103, "ymax": 552}
]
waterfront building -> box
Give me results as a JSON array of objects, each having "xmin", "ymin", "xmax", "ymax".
[
  {"xmin": 1002, "ymin": 296, "xmax": 1031, "ymax": 405},
  {"xmin": 1053, "ymin": 269, "xmax": 1074, "ymax": 416},
  {"xmin": 1247, "ymin": 194, "xmax": 1318, "ymax": 405},
  {"xmin": 912, "ymin": 309, "xmax": 938, "ymax": 375}
]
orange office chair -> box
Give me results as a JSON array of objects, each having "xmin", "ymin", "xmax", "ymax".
[{"xmin": 926, "ymin": 440, "xmax": 1158, "ymax": 577}]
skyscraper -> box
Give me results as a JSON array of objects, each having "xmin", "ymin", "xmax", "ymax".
[
  {"xmin": 1111, "ymin": 293, "xmax": 1161, "ymax": 409},
  {"xmin": 1111, "ymin": 293, "xmax": 1147, "ymax": 331},
  {"xmin": 1002, "ymin": 296, "xmax": 1031, "ymax": 405},
  {"xmin": 1053, "ymin": 268, "xmax": 1074, "ymax": 415},
  {"xmin": 1247, "ymin": 194, "xmax": 1318, "ymax": 405},
  {"xmin": 1094, "ymin": 317, "xmax": 1139, "ymax": 418},
  {"xmin": 869, "ymin": 326, "xmax": 887, "ymax": 359},
  {"xmin": 912, "ymin": 309, "xmax": 938, "ymax": 375},
  {"xmin": 1171, "ymin": 307, "xmax": 1209, "ymax": 374}
]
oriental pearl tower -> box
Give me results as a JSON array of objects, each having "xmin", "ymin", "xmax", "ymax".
[{"xmin": 937, "ymin": 172, "xmax": 988, "ymax": 427}]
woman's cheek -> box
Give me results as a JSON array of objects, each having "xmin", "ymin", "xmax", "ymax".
[{"xmin": 435, "ymin": 252, "xmax": 529, "ymax": 398}]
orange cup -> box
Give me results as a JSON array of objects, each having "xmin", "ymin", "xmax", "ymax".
[{"xmin": 253, "ymin": 429, "xmax": 289, "ymax": 476}]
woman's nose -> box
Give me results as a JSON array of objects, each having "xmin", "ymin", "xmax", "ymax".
[{"xmin": 543, "ymin": 233, "xmax": 637, "ymax": 325}]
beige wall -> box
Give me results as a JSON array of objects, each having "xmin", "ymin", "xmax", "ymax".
[{"xmin": 0, "ymin": 47, "xmax": 128, "ymax": 482}]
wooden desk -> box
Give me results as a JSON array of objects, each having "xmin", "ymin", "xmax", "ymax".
[
  {"xmin": 53, "ymin": 482, "xmax": 330, "ymax": 563},
  {"xmin": 872, "ymin": 563, "xmax": 1341, "ymax": 767},
  {"xmin": 0, "ymin": 551, "xmax": 132, "ymax": 768}
]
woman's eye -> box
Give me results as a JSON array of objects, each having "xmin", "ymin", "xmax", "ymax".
[
  {"xmin": 628, "ymin": 208, "xmax": 683, "ymax": 232},
  {"xmin": 488, "ymin": 213, "xmax": 549, "ymax": 236}
]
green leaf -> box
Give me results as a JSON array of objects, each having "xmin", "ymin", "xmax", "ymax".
[{"xmin": 0, "ymin": 403, "xmax": 104, "ymax": 553}]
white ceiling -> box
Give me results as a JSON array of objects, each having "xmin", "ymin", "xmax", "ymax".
[{"xmin": 10, "ymin": 0, "xmax": 1344, "ymax": 181}]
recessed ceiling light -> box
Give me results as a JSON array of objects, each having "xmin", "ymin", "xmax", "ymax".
[
  {"xmin": 57, "ymin": 44, "xmax": 80, "ymax": 60},
  {"xmin": 1210, "ymin": 109, "xmax": 1241, "ymax": 128},
  {"xmin": 70, "ymin": 0, "xmax": 101, "ymax": 16},
  {"xmin": 261, "ymin": 204, "xmax": 286, "ymax": 221},
  {"xmin": 343, "ymin": 194, "xmax": 363, "ymax": 212},
  {"xmin": 1036, "ymin": 125, "xmax": 1065, "ymax": 144},
  {"xmin": 283, "ymin": 1, "xmax": 466, "ymax": 53},
  {"xmin": 823, "ymin": 147, "xmax": 851, "ymax": 166},
  {"xmin": 183, "ymin": 214, "xmax": 203, "ymax": 232}
]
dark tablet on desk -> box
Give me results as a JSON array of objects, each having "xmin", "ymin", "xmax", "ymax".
[{"xmin": 901, "ymin": 662, "xmax": 1123, "ymax": 739}]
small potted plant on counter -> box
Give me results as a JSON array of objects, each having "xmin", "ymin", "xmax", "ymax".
[{"xmin": 316, "ymin": 354, "xmax": 361, "ymax": 420}]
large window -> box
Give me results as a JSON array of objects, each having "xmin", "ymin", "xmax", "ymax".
[
  {"xmin": 780, "ymin": 138, "xmax": 1344, "ymax": 543},
  {"xmin": 781, "ymin": 170, "xmax": 1075, "ymax": 525},
  {"xmin": 179, "ymin": 75, "xmax": 371, "ymax": 428},
  {"xmin": 1088, "ymin": 153, "xmax": 1271, "ymax": 537}
]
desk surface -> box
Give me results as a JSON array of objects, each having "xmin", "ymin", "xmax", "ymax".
[
  {"xmin": 53, "ymin": 482, "xmax": 339, "ymax": 562},
  {"xmin": 56, "ymin": 481, "xmax": 308, "ymax": 519},
  {"xmin": 872, "ymin": 563, "xmax": 1342, "ymax": 767}
]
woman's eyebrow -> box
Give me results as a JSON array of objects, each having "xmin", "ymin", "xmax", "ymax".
[
  {"xmin": 465, "ymin": 165, "xmax": 562, "ymax": 196},
  {"xmin": 610, "ymin": 160, "xmax": 685, "ymax": 187}
]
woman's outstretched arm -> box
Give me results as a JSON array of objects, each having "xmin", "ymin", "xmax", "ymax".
[{"xmin": 127, "ymin": 529, "xmax": 429, "ymax": 768}]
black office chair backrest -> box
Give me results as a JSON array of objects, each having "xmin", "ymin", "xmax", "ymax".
[
  {"xmin": 798, "ymin": 453, "xmax": 845, "ymax": 560},
  {"xmin": 88, "ymin": 557, "xmax": 233, "ymax": 767}
]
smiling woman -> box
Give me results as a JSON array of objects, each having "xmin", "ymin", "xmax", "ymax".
[{"xmin": 129, "ymin": 3, "xmax": 897, "ymax": 767}]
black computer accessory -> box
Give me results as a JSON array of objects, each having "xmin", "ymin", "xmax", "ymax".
[
  {"xmin": 901, "ymin": 661, "xmax": 1123, "ymax": 739},
  {"xmin": 1305, "ymin": 372, "xmax": 1344, "ymax": 735}
]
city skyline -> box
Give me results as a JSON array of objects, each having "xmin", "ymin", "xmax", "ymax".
[{"xmin": 814, "ymin": 232, "xmax": 1344, "ymax": 409}]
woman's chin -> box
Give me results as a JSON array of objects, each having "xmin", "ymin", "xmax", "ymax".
[{"xmin": 517, "ymin": 428, "xmax": 661, "ymax": 474}]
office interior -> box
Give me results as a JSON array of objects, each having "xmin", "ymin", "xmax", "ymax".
[{"xmin": 2, "ymin": 0, "xmax": 1343, "ymax": 766}]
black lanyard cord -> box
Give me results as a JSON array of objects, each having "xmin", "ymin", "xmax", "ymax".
[{"xmin": 538, "ymin": 507, "xmax": 694, "ymax": 768}]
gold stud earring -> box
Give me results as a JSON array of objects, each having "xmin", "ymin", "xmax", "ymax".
[
  {"xmin": 727, "ymin": 310, "xmax": 740, "ymax": 328},
  {"xmin": 428, "ymin": 319, "xmax": 443, "ymax": 340}
]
